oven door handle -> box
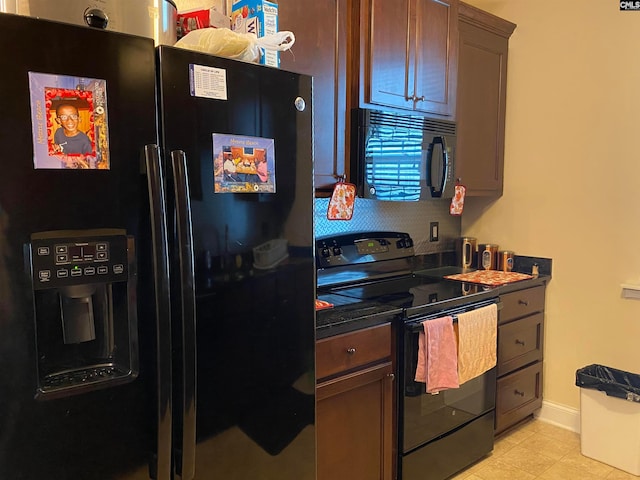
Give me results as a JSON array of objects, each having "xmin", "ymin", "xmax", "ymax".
[{"xmin": 406, "ymin": 300, "xmax": 502, "ymax": 333}]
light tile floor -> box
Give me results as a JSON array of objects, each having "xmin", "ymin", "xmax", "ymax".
[{"xmin": 451, "ymin": 418, "xmax": 638, "ymax": 479}]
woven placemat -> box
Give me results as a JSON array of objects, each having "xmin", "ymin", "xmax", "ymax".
[{"xmin": 444, "ymin": 270, "xmax": 534, "ymax": 286}]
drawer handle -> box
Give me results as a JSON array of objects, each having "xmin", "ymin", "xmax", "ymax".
[
  {"xmin": 514, "ymin": 389, "xmax": 525, "ymax": 397},
  {"xmin": 515, "ymin": 339, "xmax": 526, "ymax": 346},
  {"xmin": 387, "ymin": 373, "xmax": 395, "ymax": 380},
  {"xmin": 346, "ymin": 347, "xmax": 357, "ymax": 355},
  {"xmin": 518, "ymin": 300, "xmax": 529, "ymax": 306}
]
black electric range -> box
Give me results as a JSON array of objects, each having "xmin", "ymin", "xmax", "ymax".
[
  {"xmin": 316, "ymin": 231, "xmax": 503, "ymax": 480},
  {"xmin": 315, "ymin": 231, "xmax": 498, "ymax": 338}
]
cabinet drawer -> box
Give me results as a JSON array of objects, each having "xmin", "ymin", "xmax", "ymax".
[
  {"xmin": 316, "ymin": 323, "xmax": 391, "ymax": 380},
  {"xmin": 497, "ymin": 313, "xmax": 544, "ymax": 376},
  {"xmin": 499, "ymin": 285, "xmax": 545, "ymax": 324},
  {"xmin": 495, "ymin": 362, "xmax": 542, "ymax": 433}
]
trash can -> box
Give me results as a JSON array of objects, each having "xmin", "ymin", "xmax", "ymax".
[{"xmin": 576, "ymin": 364, "xmax": 640, "ymax": 475}]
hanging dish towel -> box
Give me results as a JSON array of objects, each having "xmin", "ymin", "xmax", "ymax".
[
  {"xmin": 414, "ymin": 315, "xmax": 459, "ymax": 393},
  {"xmin": 456, "ymin": 304, "xmax": 498, "ymax": 385}
]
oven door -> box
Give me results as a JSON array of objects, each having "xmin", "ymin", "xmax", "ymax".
[
  {"xmin": 402, "ymin": 323, "xmax": 496, "ymax": 453},
  {"xmin": 399, "ymin": 302, "xmax": 498, "ymax": 480}
]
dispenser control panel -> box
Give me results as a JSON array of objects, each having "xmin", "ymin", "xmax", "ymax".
[{"xmin": 30, "ymin": 229, "xmax": 131, "ymax": 290}]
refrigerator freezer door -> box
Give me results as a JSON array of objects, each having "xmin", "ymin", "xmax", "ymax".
[
  {"xmin": 157, "ymin": 47, "xmax": 316, "ymax": 479},
  {"xmin": 0, "ymin": 14, "xmax": 163, "ymax": 479}
]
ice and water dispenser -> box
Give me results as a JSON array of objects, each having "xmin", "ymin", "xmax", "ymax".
[{"xmin": 28, "ymin": 229, "xmax": 138, "ymax": 399}]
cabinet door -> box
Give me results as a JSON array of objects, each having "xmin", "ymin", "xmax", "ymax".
[
  {"xmin": 278, "ymin": 0, "xmax": 348, "ymax": 190},
  {"xmin": 413, "ymin": 0, "xmax": 459, "ymax": 117},
  {"xmin": 456, "ymin": 7, "xmax": 514, "ymax": 195},
  {"xmin": 363, "ymin": 0, "xmax": 414, "ymax": 111},
  {"xmin": 317, "ymin": 362, "xmax": 394, "ymax": 480}
]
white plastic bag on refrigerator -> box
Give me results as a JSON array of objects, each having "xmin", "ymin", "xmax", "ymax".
[{"xmin": 175, "ymin": 28, "xmax": 295, "ymax": 63}]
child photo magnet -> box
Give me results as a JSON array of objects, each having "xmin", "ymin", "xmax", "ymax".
[
  {"xmin": 213, "ymin": 133, "xmax": 276, "ymax": 193},
  {"xmin": 28, "ymin": 72, "xmax": 110, "ymax": 169}
]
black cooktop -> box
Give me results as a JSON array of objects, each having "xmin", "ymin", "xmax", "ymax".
[
  {"xmin": 315, "ymin": 232, "xmax": 502, "ymax": 337},
  {"xmin": 316, "ymin": 293, "xmax": 401, "ymax": 332},
  {"xmin": 323, "ymin": 274, "xmax": 495, "ymax": 317}
]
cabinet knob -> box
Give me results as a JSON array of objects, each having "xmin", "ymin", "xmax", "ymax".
[
  {"xmin": 515, "ymin": 339, "xmax": 525, "ymax": 346},
  {"xmin": 514, "ymin": 389, "xmax": 525, "ymax": 397},
  {"xmin": 518, "ymin": 299, "xmax": 529, "ymax": 306},
  {"xmin": 387, "ymin": 373, "xmax": 395, "ymax": 381},
  {"xmin": 346, "ymin": 347, "xmax": 356, "ymax": 355}
]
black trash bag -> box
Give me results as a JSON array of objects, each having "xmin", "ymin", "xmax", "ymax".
[{"xmin": 576, "ymin": 364, "xmax": 640, "ymax": 402}]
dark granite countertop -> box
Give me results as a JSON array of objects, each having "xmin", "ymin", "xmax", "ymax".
[
  {"xmin": 315, "ymin": 254, "xmax": 552, "ymax": 339},
  {"xmin": 315, "ymin": 296, "xmax": 402, "ymax": 340}
]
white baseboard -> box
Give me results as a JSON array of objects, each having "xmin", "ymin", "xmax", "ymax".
[{"xmin": 534, "ymin": 400, "xmax": 581, "ymax": 433}]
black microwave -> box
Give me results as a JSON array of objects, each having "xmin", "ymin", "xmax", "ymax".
[{"xmin": 351, "ymin": 108, "xmax": 456, "ymax": 201}]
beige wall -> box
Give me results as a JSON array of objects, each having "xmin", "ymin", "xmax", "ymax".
[{"xmin": 460, "ymin": 0, "xmax": 640, "ymax": 410}]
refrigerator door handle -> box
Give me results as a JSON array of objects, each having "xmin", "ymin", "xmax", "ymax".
[
  {"xmin": 144, "ymin": 144, "xmax": 173, "ymax": 480},
  {"xmin": 171, "ymin": 150, "xmax": 197, "ymax": 480}
]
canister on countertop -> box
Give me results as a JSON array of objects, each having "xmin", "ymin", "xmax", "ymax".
[
  {"xmin": 457, "ymin": 237, "xmax": 477, "ymax": 269},
  {"xmin": 461, "ymin": 282, "xmax": 478, "ymax": 296},
  {"xmin": 478, "ymin": 243, "xmax": 499, "ymax": 270},
  {"xmin": 498, "ymin": 250, "xmax": 515, "ymax": 272}
]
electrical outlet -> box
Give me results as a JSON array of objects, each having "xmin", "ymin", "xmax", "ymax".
[{"xmin": 429, "ymin": 222, "xmax": 439, "ymax": 242}]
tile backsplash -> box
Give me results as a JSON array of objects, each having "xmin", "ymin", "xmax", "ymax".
[{"xmin": 314, "ymin": 197, "xmax": 461, "ymax": 255}]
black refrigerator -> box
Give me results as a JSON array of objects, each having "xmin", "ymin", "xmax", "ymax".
[{"xmin": 0, "ymin": 13, "xmax": 316, "ymax": 480}]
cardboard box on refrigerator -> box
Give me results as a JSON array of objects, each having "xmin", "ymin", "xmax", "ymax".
[
  {"xmin": 231, "ymin": 0, "xmax": 279, "ymax": 67},
  {"xmin": 177, "ymin": 5, "xmax": 230, "ymax": 37}
]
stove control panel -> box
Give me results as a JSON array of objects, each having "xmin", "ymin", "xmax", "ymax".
[
  {"xmin": 316, "ymin": 231, "xmax": 414, "ymax": 268},
  {"xmin": 355, "ymin": 238, "xmax": 389, "ymax": 255}
]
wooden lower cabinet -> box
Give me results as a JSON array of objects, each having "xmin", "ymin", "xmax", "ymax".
[
  {"xmin": 316, "ymin": 324, "xmax": 394, "ymax": 480},
  {"xmin": 317, "ymin": 362, "xmax": 394, "ymax": 480},
  {"xmin": 496, "ymin": 285, "xmax": 546, "ymax": 434}
]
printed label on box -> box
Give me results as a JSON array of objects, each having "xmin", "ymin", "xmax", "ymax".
[{"xmin": 231, "ymin": 0, "xmax": 279, "ymax": 67}]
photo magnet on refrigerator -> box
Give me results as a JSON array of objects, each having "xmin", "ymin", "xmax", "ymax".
[{"xmin": 28, "ymin": 72, "xmax": 110, "ymax": 170}]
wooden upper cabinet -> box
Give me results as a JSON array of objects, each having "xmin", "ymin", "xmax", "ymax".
[
  {"xmin": 455, "ymin": 3, "xmax": 516, "ymax": 196},
  {"xmin": 414, "ymin": 0, "xmax": 459, "ymax": 116},
  {"xmin": 278, "ymin": 0, "xmax": 348, "ymax": 191},
  {"xmin": 360, "ymin": 0, "xmax": 459, "ymax": 117},
  {"xmin": 365, "ymin": 0, "xmax": 413, "ymax": 110}
]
